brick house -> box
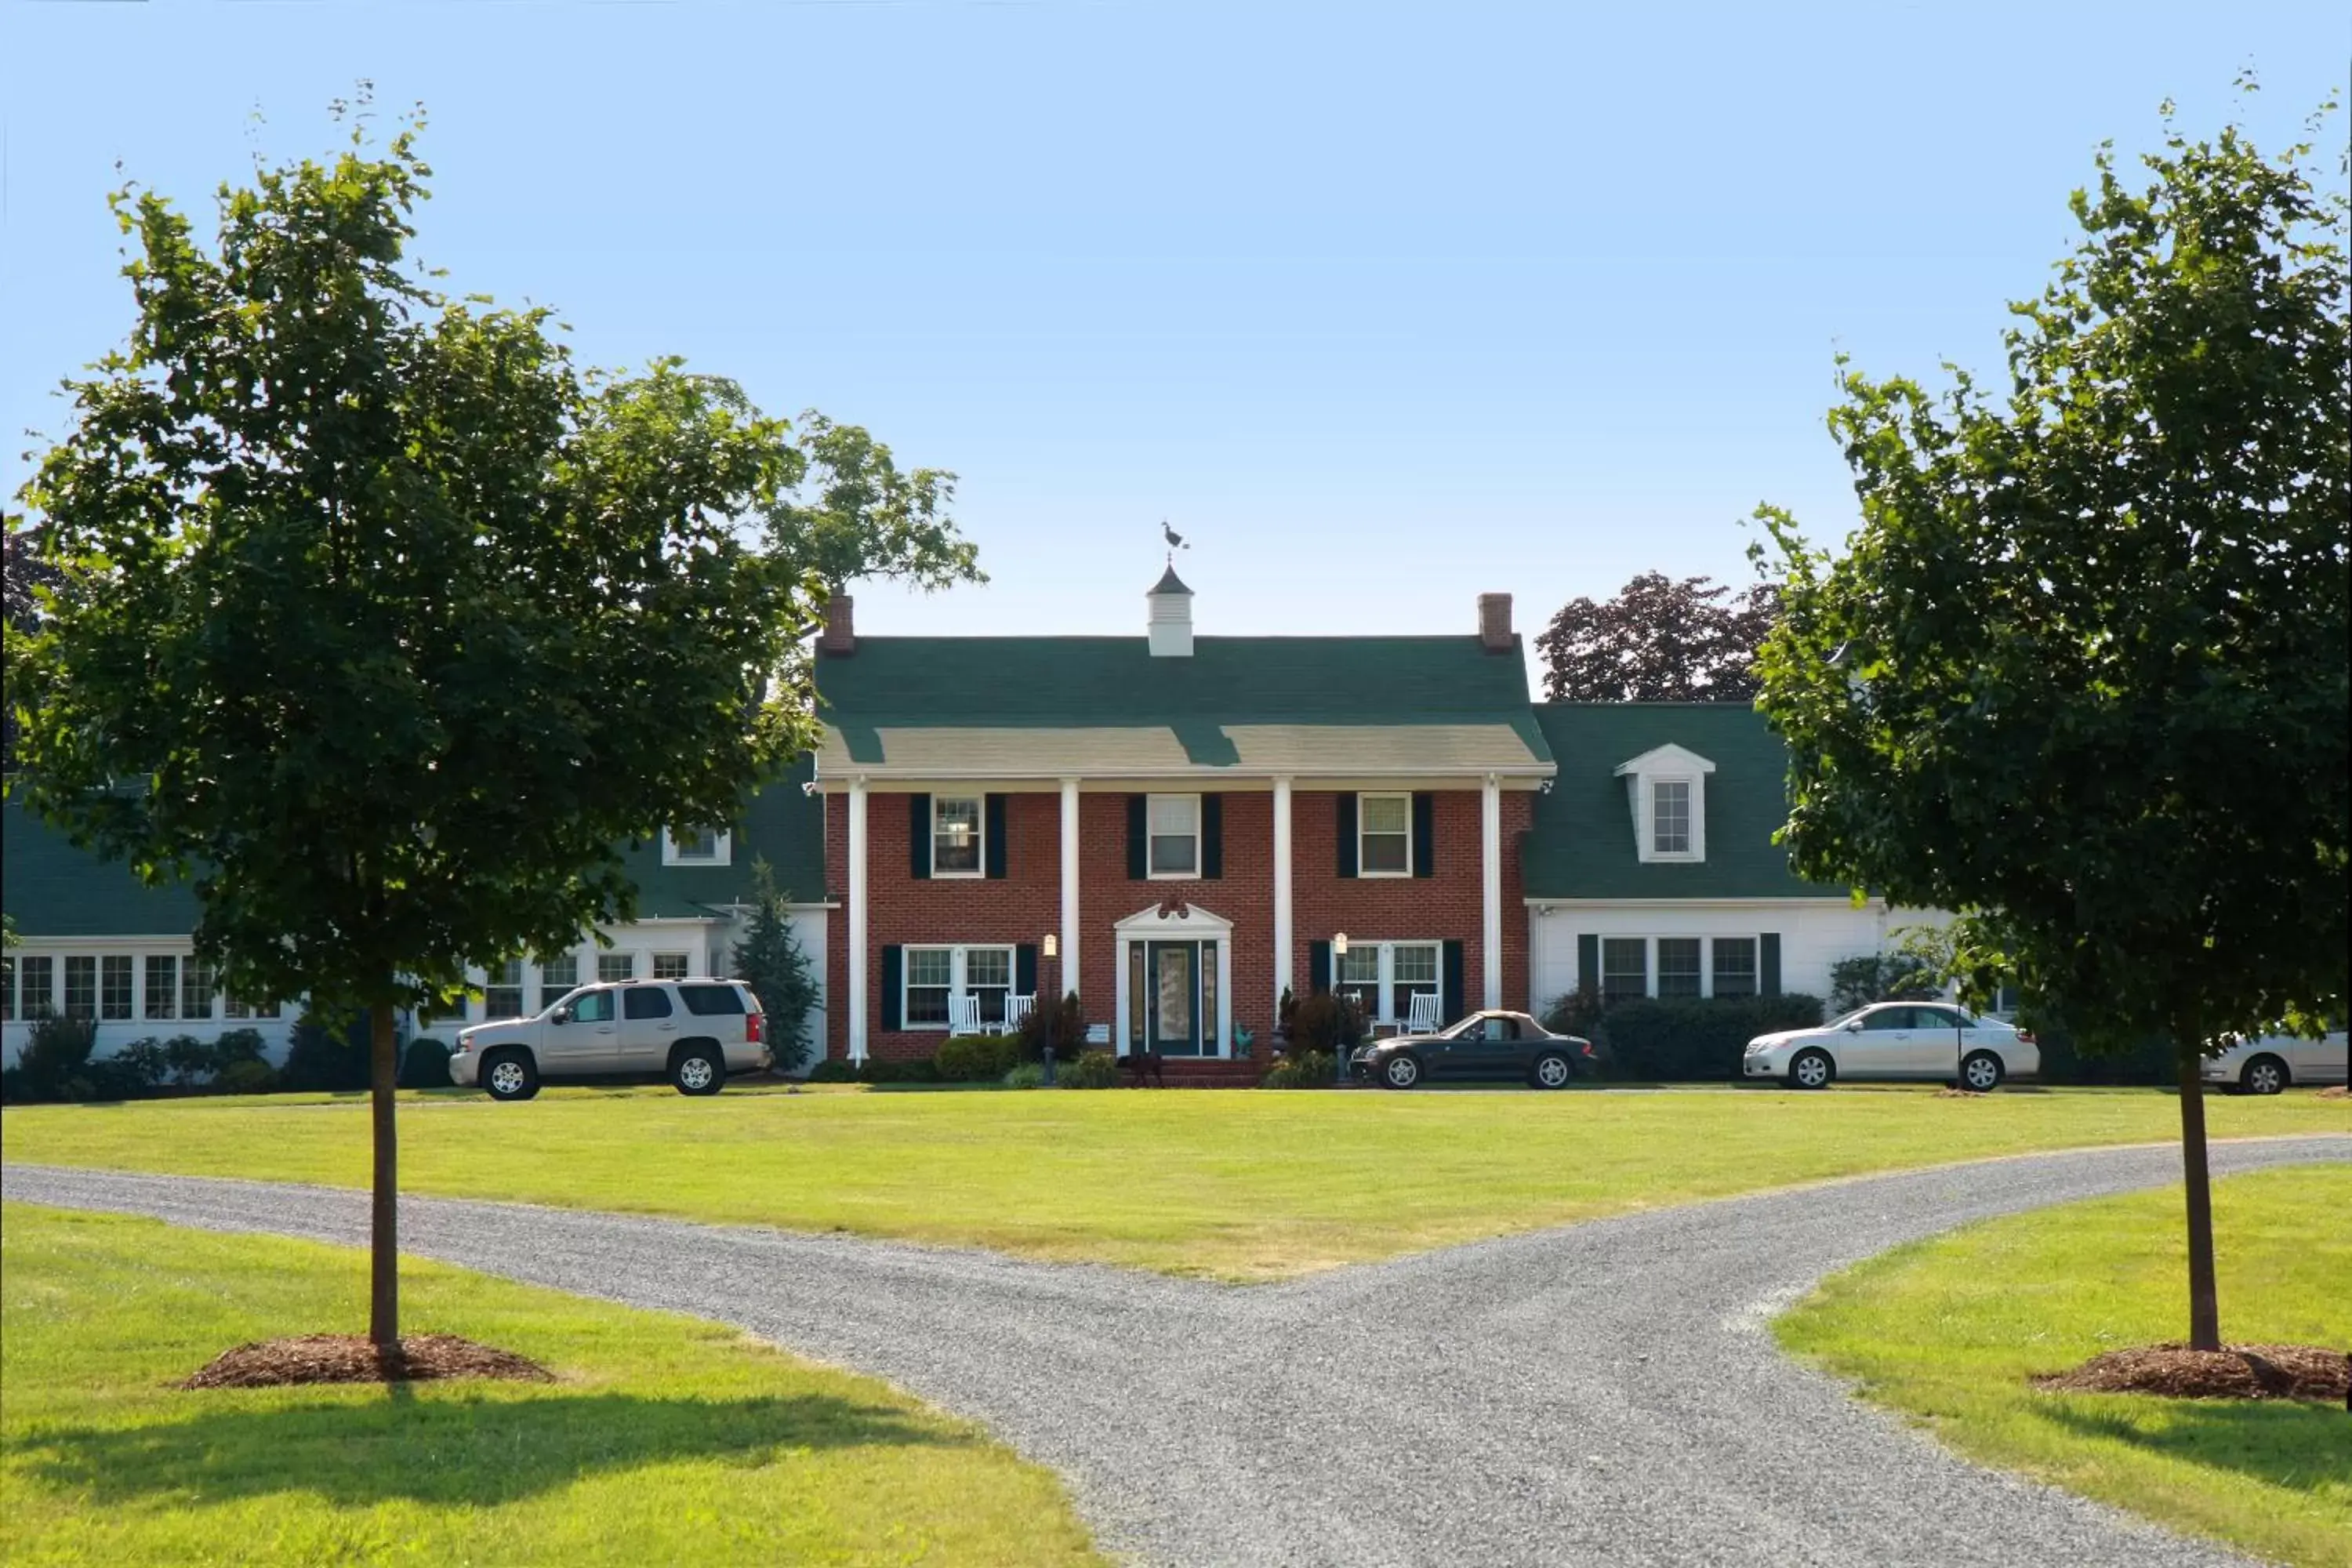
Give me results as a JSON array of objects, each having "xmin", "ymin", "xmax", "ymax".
[{"xmin": 807, "ymin": 571, "xmax": 1555, "ymax": 1062}]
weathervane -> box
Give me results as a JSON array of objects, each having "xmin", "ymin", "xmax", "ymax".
[{"xmin": 1161, "ymin": 519, "xmax": 1188, "ymax": 565}]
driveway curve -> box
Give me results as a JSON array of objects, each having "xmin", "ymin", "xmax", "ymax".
[{"xmin": 7, "ymin": 1134, "xmax": 2347, "ymax": 1567}]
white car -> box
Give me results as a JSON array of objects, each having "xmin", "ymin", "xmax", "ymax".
[
  {"xmin": 1742, "ymin": 1001, "xmax": 2039, "ymax": 1091},
  {"xmin": 450, "ymin": 978, "xmax": 771, "ymax": 1100},
  {"xmin": 2201, "ymin": 1029, "xmax": 2349, "ymax": 1095}
]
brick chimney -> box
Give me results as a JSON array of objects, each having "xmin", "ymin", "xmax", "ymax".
[
  {"xmin": 818, "ymin": 593, "xmax": 856, "ymax": 656},
  {"xmin": 1478, "ymin": 592, "xmax": 1513, "ymax": 652}
]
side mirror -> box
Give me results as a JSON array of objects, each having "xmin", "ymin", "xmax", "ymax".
[
  {"xmin": 552, "ymin": 1006, "xmax": 572, "ymax": 1025},
  {"xmin": 1844, "ymin": 1019, "xmax": 1864, "ymax": 1033}
]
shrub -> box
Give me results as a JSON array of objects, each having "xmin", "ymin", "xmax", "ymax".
[
  {"xmin": 805, "ymin": 1058, "xmax": 857, "ymax": 1083},
  {"xmin": 1261, "ymin": 1051, "xmax": 1336, "ymax": 1089},
  {"xmin": 1019, "ymin": 991, "xmax": 1087, "ymax": 1061},
  {"xmin": 860, "ymin": 1056, "xmax": 940, "ymax": 1084},
  {"xmin": 1060, "ymin": 1048, "xmax": 1121, "ymax": 1089},
  {"xmin": 1588, "ymin": 995, "xmax": 1825, "ymax": 1081},
  {"xmin": 1827, "ymin": 953, "xmax": 1940, "ymax": 1014},
  {"xmin": 9, "ymin": 1014, "xmax": 100, "ymax": 1102},
  {"xmin": 1288, "ymin": 993, "xmax": 1366, "ymax": 1055},
  {"xmin": 215, "ymin": 1028, "xmax": 267, "ymax": 1068},
  {"xmin": 278, "ymin": 1011, "xmax": 372, "ymax": 1092},
  {"xmin": 399, "ymin": 1036, "xmax": 453, "ymax": 1089},
  {"xmin": 216, "ymin": 1058, "xmax": 280, "ymax": 1094},
  {"xmin": 1002, "ymin": 1062, "xmax": 1047, "ymax": 1090},
  {"xmin": 1541, "ymin": 990, "xmax": 1607, "ymax": 1040},
  {"xmin": 936, "ymin": 1033, "xmax": 1024, "ymax": 1083},
  {"xmin": 112, "ymin": 1037, "xmax": 172, "ymax": 1094},
  {"xmin": 731, "ymin": 858, "xmax": 819, "ymax": 1073}
]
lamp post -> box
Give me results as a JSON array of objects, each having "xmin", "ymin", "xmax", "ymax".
[
  {"xmin": 1041, "ymin": 932, "xmax": 1059, "ymax": 1086},
  {"xmin": 1332, "ymin": 932, "xmax": 1350, "ymax": 1086}
]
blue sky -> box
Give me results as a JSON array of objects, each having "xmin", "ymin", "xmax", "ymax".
[{"xmin": 3, "ymin": 2, "xmax": 2343, "ymax": 663}]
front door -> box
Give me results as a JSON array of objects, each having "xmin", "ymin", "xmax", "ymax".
[
  {"xmin": 1146, "ymin": 941, "xmax": 1205, "ymax": 1056},
  {"xmin": 1452, "ymin": 1013, "xmax": 1528, "ymax": 1079},
  {"xmin": 545, "ymin": 988, "xmax": 622, "ymax": 1071}
]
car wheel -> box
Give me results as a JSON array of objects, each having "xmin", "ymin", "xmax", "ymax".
[
  {"xmin": 1788, "ymin": 1048, "xmax": 1833, "ymax": 1090},
  {"xmin": 482, "ymin": 1049, "xmax": 539, "ymax": 1102},
  {"xmin": 1530, "ymin": 1051, "xmax": 1573, "ymax": 1090},
  {"xmin": 1960, "ymin": 1050, "xmax": 2005, "ymax": 1092},
  {"xmin": 672, "ymin": 1045, "xmax": 725, "ymax": 1096},
  {"xmin": 2241, "ymin": 1054, "xmax": 2289, "ymax": 1096},
  {"xmin": 1381, "ymin": 1054, "xmax": 1422, "ymax": 1090}
]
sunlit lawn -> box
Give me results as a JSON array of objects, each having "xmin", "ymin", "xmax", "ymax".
[
  {"xmin": 1777, "ymin": 1166, "xmax": 2352, "ymax": 1568},
  {"xmin": 7, "ymin": 1083, "xmax": 2343, "ymax": 1279},
  {"xmin": 0, "ymin": 1202, "xmax": 1101, "ymax": 1568}
]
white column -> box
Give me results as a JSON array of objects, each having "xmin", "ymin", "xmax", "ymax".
[
  {"xmin": 847, "ymin": 778, "xmax": 869, "ymax": 1063},
  {"xmin": 1059, "ymin": 778, "xmax": 1081, "ymax": 1007},
  {"xmin": 1271, "ymin": 776, "xmax": 1294, "ymax": 1017},
  {"xmin": 1481, "ymin": 773, "xmax": 1503, "ymax": 1010}
]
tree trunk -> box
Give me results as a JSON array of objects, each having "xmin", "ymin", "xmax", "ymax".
[
  {"xmin": 2175, "ymin": 1042, "xmax": 2220, "ymax": 1352},
  {"xmin": 368, "ymin": 1000, "xmax": 401, "ymax": 1352}
]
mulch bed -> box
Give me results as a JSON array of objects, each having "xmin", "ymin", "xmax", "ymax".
[
  {"xmin": 2317, "ymin": 1085, "xmax": 2347, "ymax": 1100},
  {"xmin": 2034, "ymin": 1343, "xmax": 2350, "ymax": 1404},
  {"xmin": 180, "ymin": 1334, "xmax": 554, "ymax": 1389},
  {"xmin": 1933, "ymin": 1087, "xmax": 1987, "ymax": 1099}
]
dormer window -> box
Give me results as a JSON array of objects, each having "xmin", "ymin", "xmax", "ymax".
[
  {"xmin": 662, "ymin": 826, "xmax": 731, "ymax": 866},
  {"xmin": 1613, "ymin": 744, "xmax": 1713, "ymax": 864}
]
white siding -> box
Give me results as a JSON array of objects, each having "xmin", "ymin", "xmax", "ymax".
[{"xmin": 1527, "ymin": 901, "xmax": 1945, "ymax": 1013}]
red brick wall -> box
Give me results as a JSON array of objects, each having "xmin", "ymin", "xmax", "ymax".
[{"xmin": 826, "ymin": 786, "xmax": 1535, "ymax": 1061}]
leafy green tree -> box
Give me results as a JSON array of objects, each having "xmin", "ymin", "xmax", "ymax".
[
  {"xmin": 1751, "ymin": 89, "xmax": 2347, "ymax": 1349},
  {"xmin": 763, "ymin": 412, "xmax": 980, "ymax": 595},
  {"xmin": 8, "ymin": 105, "xmax": 822, "ymax": 1350},
  {"xmin": 730, "ymin": 858, "xmax": 819, "ymax": 1073},
  {"xmin": 1535, "ymin": 572, "xmax": 1777, "ymax": 702}
]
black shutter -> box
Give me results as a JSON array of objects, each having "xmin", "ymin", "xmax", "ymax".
[
  {"xmin": 1127, "ymin": 795, "xmax": 1148, "ymax": 879},
  {"xmin": 1760, "ymin": 933, "xmax": 1783, "ymax": 997},
  {"xmin": 1336, "ymin": 793, "xmax": 1358, "ymax": 878},
  {"xmin": 985, "ymin": 793, "xmax": 1008, "ymax": 879},
  {"xmin": 1201, "ymin": 793, "xmax": 1224, "ymax": 879},
  {"xmin": 1442, "ymin": 939, "xmax": 1468, "ymax": 1024},
  {"xmin": 1016, "ymin": 943, "xmax": 1038, "ymax": 1003},
  {"xmin": 1411, "ymin": 792, "xmax": 1436, "ymax": 878},
  {"xmin": 880, "ymin": 945, "xmax": 903, "ymax": 1030},
  {"xmin": 1577, "ymin": 934, "xmax": 1600, "ymax": 996},
  {"xmin": 908, "ymin": 794, "xmax": 931, "ymax": 880},
  {"xmin": 1308, "ymin": 940, "xmax": 1332, "ymax": 996}
]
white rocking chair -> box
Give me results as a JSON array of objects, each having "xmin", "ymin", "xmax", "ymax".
[
  {"xmin": 946, "ymin": 993, "xmax": 983, "ymax": 1036},
  {"xmin": 1405, "ymin": 991, "xmax": 1443, "ymax": 1034},
  {"xmin": 1006, "ymin": 993, "xmax": 1036, "ymax": 1030}
]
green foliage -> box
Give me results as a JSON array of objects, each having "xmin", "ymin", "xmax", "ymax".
[
  {"xmin": 1536, "ymin": 571, "xmax": 1777, "ymax": 702},
  {"xmin": 1058, "ymin": 1049, "xmax": 1121, "ymax": 1090},
  {"xmin": 1751, "ymin": 91, "xmax": 2348, "ymax": 1065},
  {"xmin": 278, "ymin": 1012, "xmax": 371, "ymax": 1094},
  {"xmin": 1287, "ymin": 993, "xmax": 1366, "ymax": 1054},
  {"xmin": 935, "ymin": 1034, "xmax": 1025, "ymax": 1083},
  {"xmin": 729, "ymin": 859, "xmax": 818, "ymax": 1073},
  {"xmin": 1018, "ymin": 991, "xmax": 1086, "ymax": 1060},
  {"xmin": 760, "ymin": 413, "xmax": 978, "ymax": 595},
  {"xmin": 398, "ymin": 1036, "xmax": 453, "ymax": 1090},
  {"xmin": 7, "ymin": 105, "xmax": 823, "ymax": 1029},
  {"xmin": 6, "ymin": 1015, "xmax": 99, "ymax": 1101},
  {"xmin": 1540, "ymin": 990, "xmax": 1606, "ymax": 1040},
  {"xmin": 1001, "ymin": 1062, "xmax": 1047, "ymax": 1090},
  {"xmin": 1826, "ymin": 953, "xmax": 1941, "ymax": 1014},
  {"xmin": 804, "ymin": 1056, "xmax": 940, "ymax": 1085},
  {"xmin": 112, "ymin": 1036, "xmax": 172, "ymax": 1091},
  {"xmin": 1260, "ymin": 1051, "xmax": 1335, "ymax": 1089},
  {"xmin": 215, "ymin": 1058, "xmax": 280, "ymax": 1095},
  {"xmin": 1582, "ymin": 996, "xmax": 1826, "ymax": 1081}
]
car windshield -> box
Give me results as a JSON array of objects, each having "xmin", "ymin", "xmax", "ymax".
[
  {"xmin": 1438, "ymin": 1015, "xmax": 1486, "ymax": 1039},
  {"xmin": 1824, "ymin": 1007, "xmax": 1871, "ymax": 1029}
]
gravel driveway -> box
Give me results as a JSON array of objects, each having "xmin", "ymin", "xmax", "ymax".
[{"xmin": 7, "ymin": 1134, "xmax": 2346, "ymax": 1567}]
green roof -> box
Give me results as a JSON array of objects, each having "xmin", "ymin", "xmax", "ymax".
[
  {"xmin": 813, "ymin": 635, "xmax": 1552, "ymax": 778},
  {"xmin": 1, "ymin": 756, "xmax": 829, "ymax": 939},
  {"xmin": 1519, "ymin": 703, "xmax": 1844, "ymax": 900}
]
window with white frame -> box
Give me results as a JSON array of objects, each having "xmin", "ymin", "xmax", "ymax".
[
  {"xmin": 652, "ymin": 952, "xmax": 691, "ymax": 981},
  {"xmin": 485, "ymin": 960, "xmax": 525, "ymax": 1019},
  {"xmin": 1650, "ymin": 781, "xmax": 1693, "ymax": 856},
  {"xmin": 1358, "ymin": 793, "xmax": 1411, "ymax": 877},
  {"xmin": 1148, "ymin": 793, "xmax": 1202, "ymax": 877},
  {"xmin": 19, "ymin": 956, "xmax": 53, "ymax": 1018},
  {"xmin": 64, "ymin": 956, "xmax": 96, "ymax": 1020},
  {"xmin": 101, "ymin": 955, "xmax": 134, "ymax": 1020},
  {"xmin": 1656, "ymin": 938, "xmax": 1702, "ymax": 998},
  {"xmin": 538, "ymin": 953, "xmax": 579, "ymax": 1012},
  {"xmin": 223, "ymin": 993, "xmax": 280, "ymax": 1022},
  {"xmin": 1337, "ymin": 945, "xmax": 1379, "ymax": 1015},
  {"xmin": 1392, "ymin": 942, "xmax": 1441, "ymax": 1020},
  {"xmin": 931, "ymin": 796, "xmax": 983, "ymax": 877},
  {"xmin": 0, "ymin": 956, "xmax": 13, "ymax": 1022},
  {"xmin": 181, "ymin": 960, "xmax": 216, "ymax": 1020},
  {"xmin": 902, "ymin": 944, "xmax": 1014, "ymax": 1029},
  {"xmin": 1334, "ymin": 939, "xmax": 1441, "ymax": 1022},
  {"xmin": 1711, "ymin": 938, "xmax": 1758, "ymax": 998},
  {"xmin": 598, "ymin": 952, "xmax": 637, "ymax": 985},
  {"xmin": 662, "ymin": 826, "xmax": 731, "ymax": 866},
  {"xmin": 1600, "ymin": 938, "xmax": 1648, "ymax": 1001},
  {"xmin": 144, "ymin": 956, "xmax": 178, "ymax": 1020}
]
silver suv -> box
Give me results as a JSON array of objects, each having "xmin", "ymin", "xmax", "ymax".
[{"xmin": 450, "ymin": 978, "xmax": 771, "ymax": 1100}]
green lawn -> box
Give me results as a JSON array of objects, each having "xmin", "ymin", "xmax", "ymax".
[
  {"xmin": 0, "ymin": 1202, "xmax": 1101, "ymax": 1568},
  {"xmin": 1776, "ymin": 1167, "xmax": 2352, "ymax": 1568},
  {"xmin": 6, "ymin": 1083, "xmax": 2343, "ymax": 1279}
]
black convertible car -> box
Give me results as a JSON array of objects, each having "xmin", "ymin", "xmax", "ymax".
[{"xmin": 1350, "ymin": 1010, "xmax": 1597, "ymax": 1089}]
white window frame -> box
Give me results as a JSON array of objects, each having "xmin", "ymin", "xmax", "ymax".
[
  {"xmin": 1653, "ymin": 935, "xmax": 1704, "ymax": 999},
  {"xmin": 652, "ymin": 951, "xmax": 692, "ymax": 981},
  {"xmin": 1708, "ymin": 936, "xmax": 1759, "ymax": 999},
  {"xmin": 1334, "ymin": 938, "xmax": 1442, "ymax": 1024},
  {"xmin": 1648, "ymin": 779, "xmax": 1697, "ymax": 859},
  {"xmin": 930, "ymin": 796, "xmax": 985, "ymax": 880},
  {"xmin": 1356, "ymin": 792, "xmax": 1414, "ymax": 879},
  {"xmin": 1614, "ymin": 746, "xmax": 1714, "ymax": 864},
  {"xmin": 661, "ymin": 826, "xmax": 731, "ymax": 867},
  {"xmin": 900, "ymin": 942, "xmax": 1016, "ymax": 1032},
  {"xmin": 1146, "ymin": 793, "xmax": 1203, "ymax": 880}
]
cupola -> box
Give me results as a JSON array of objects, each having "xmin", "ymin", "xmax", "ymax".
[{"xmin": 1147, "ymin": 564, "xmax": 1194, "ymax": 657}]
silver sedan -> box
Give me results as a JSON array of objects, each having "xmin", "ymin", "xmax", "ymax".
[{"xmin": 1742, "ymin": 1002, "xmax": 2040, "ymax": 1091}]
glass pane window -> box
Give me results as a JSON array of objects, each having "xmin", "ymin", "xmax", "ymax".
[
  {"xmin": 932, "ymin": 797, "xmax": 982, "ymax": 876},
  {"xmin": 181, "ymin": 960, "xmax": 216, "ymax": 1021},
  {"xmin": 652, "ymin": 952, "xmax": 691, "ymax": 981},
  {"xmin": 964, "ymin": 946, "xmax": 1012, "ymax": 1026},
  {"xmin": 905, "ymin": 947, "xmax": 952, "ymax": 1027},
  {"xmin": 1711, "ymin": 938, "xmax": 1758, "ymax": 998},
  {"xmin": 20, "ymin": 956, "xmax": 54, "ymax": 1019},
  {"xmin": 1600, "ymin": 938, "xmax": 1648, "ymax": 1001},
  {"xmin": 1200, "ymin": 949, "xmax": 1218, "ymax": 1052},
  {"xmin": 1393, "ymin": 942, "xmax": 1440, "ymax": 1019},
  {"xmin": 1359, "ymin": 793, "xmax": 1410, "ymax": 875},
  {"xmin": 1656, "ymin": 938, "xmax": 1702, "ymax": 998},
  {"xmin": 485, "ymin": 959, "xmax": 525, "ymax": 1020},
  {"xmin": 64, "ymin": 956, "xmax": 96, "ymax": 1020},
  {"xmin": 144, "ymin": 956, "xmax": 178, "ymax": 1019},
  {"xmin": 670, "ymin": 827, "xmax": 723, "ymax": 862},
  {"xmin": 1338, "ymin": 946, "xmax": 1379, "ymax": 1015},
  {"xmin": 598, "ymin": 953, "xmax": 637, "ymax": 985},
  {"xmin": 1128, "ymin": 945, "xmax": 1146, "ymax": 1047},
  {"xmin": 1652, "ymin": 781, "xmax": 1692, "ymax": 855},
  {"xmin": 1148, "ymin": 793, "xmax": 1200, "ymax": 876},
  {"xmin": 538, "ymin": 954, "xmax": 579, "ymax": 1013},
  {"xmin": 101, "ymin": 956, "xmax": 134, "ymax": 1020},
  {"xmin": 0, "ymin": 956, "xmax": 13, "ymax": 1022}
]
